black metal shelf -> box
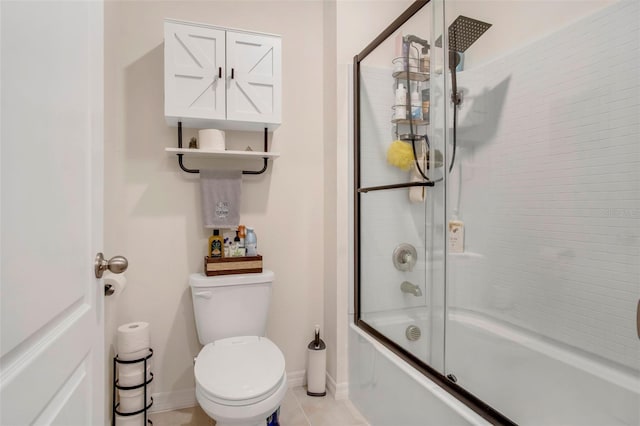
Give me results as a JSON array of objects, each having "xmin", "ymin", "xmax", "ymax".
[
  {"xmin": 174, "ymin": 122, "xmax": 272, "ymax": 175},
  {"xmin": 112, "ymin": 348, "xmax": 154, "ymax": 425}
]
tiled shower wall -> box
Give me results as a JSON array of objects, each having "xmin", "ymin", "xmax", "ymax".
[{"xmin": 449, "ymin": 0, "xmax": 639, "ymax": 370}]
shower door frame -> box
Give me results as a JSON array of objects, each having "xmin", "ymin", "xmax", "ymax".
[{"xmin": 352, "ymin": 1, "xmax": 514, "ymax": 424}]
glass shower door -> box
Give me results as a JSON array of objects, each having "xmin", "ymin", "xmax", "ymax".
[{"xmin": 355, "ymin": 0, "xmax": 447, "ymax": 373}]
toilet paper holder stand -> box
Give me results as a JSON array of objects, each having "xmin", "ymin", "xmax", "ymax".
[{"xmin": 112, "ymin": 348, "xmax": 154, "ymax": 425}]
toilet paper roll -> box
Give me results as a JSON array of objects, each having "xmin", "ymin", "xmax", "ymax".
[
  {"xmin": 104, "ymin": 272, "xmax": 126, "ymax": 296},
  {"xmin": 118, "ymin": 365, "xmax": 151, "ymax": 387},
  {"xmin": 118, "ymin": 348, "xmax": 150, "ymax": 362},
  {"xmin": 117, "ymin": 322, "xmax": 150, "ymax": 355},
  {"xmin": 119, "ymin": 360, "xmax": 151, "ymax": 376},
  {"xmin": 198, "ymin": 129, "xmax": 225, "ymax": 151},
  {"xmin": 118, "ymin": 389, "xmax": 152, "ymax": 414},
  {"xmin": 115, "ymin": 413, "xmax": 145, "ymax": 426}
]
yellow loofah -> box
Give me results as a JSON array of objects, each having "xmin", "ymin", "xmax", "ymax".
[{"xmin": 386, "ymin": 140, "xmax": 415, "ymax": 171}]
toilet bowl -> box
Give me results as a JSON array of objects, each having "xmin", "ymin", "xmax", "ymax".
[
  {"xmin": 189, "ymin": 271, "xmax": 285, "ymax": 426},
  {"xmin": 194, "ymin": 336, "xmax": 287, "ymax": 426}
]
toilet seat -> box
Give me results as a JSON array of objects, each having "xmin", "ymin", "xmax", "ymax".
[{"xmin": 195, "ymin": 336, "xmax": 285, "ymax": 406}]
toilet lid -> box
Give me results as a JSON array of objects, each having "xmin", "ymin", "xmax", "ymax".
[{"xmin": 195, "ymin": 336, "xmax": 285, "ymax": 405}]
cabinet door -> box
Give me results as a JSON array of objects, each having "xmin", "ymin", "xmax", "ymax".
[
  {"xmin": 226, "ymin": 31, "xmax": 282, "ymax": 125},
  {"xmin": 164, "ymin": 22, "xmax": 226, "ymax": 122}
]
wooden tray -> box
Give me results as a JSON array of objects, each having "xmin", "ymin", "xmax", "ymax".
[{"xmin": 204, "ymin": 255, "xmax": 263, "ymax": 276}]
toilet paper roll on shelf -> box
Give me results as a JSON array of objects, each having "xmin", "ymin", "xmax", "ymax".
[
  {"xmin": 118, "ymin": 348, "xmax": 151, "ymax": 362},
  {"xmin": 118, "ymin": 388, "xmax": 152, "ymax": 414},
  {"xmin": 104, "ymin": 271, "xmax": 127, "ymax": 296},
  {"xmin": 114, "ymin": 413, "xmax": 145, "ymax": 426},
  {"xmin": 117, "ymin": 322, "xmax": 150, "ymax": 359},
  {"xmin": 118, "ymin": 364, "xmax": 152, "ymax": 388},
  {"xmin": 119, "ymin": 360, "xmax": 151, "ymax": 377},
  {"xmin": 198, "ymin": 129, "xmax": 225, "ymax": 151}
]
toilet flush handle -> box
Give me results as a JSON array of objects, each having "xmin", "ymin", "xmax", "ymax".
[{"xmin": 194, "ymin": 291, "xmax": 213, "ymax": 299}]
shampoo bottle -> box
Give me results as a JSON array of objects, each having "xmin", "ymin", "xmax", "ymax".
[
  {"xmin": 395, "ymin": 83, "xmax": 407, "ymax": 120},
  {"xmin": 448, "ymin": 215, "xmax": 464, "ymax": 254},
  {"xmin": 422, "ymin": 87, "xmax": 430, "ymax": 121},
  {"xmin": 208, "ymin": 229, "xmax": 224, "ymax": 258},
  {"xmin": 238, "ymin": 225, "xmax": 246, "ymax": 248},
  {"xmin": 245, "ymin": 227, "xmax": 258, "ymax": 256},
  {"xmin": 411, "ymin": 83, "xmax": 422, "ymax": 119}
]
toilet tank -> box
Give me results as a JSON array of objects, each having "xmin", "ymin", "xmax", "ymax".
[{"xmin": 189, "ymin": 270, "xmax": 275, "ymax": 345}]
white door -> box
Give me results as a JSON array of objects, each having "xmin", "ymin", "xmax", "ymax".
[
  {"xmin": 1, "ymin": 1, "xmax": 105, "ymax": 425},
  {"xmin": 226, "ymin": 31, "xmax": 282, "ymax": 125},
  {"xmin": 164, "ymin": 21, "xmax": 226, "ymax": 122}
]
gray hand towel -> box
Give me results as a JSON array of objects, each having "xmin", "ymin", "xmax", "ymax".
[{"xmin": 200, "ymin": 169, "xmax": 241, "ymax": 229}]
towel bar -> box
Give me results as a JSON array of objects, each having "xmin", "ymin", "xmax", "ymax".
[{"xmin": 175, "ymin": 122, "xmax": 270, "ymax": 175}]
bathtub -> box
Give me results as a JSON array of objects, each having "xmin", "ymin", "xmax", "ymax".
[
  {"xmin": 447, "ymin": 310, "xmax": 640, "ymax": 426},
  {"xmin": 350, "ymin": 310, "xmax": 640, "ymax": 425},
  {"xmin": 349, "ymin": 320, "xmax": 489, "ymax": 426}
]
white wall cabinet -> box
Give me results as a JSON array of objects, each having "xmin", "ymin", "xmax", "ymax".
[{"xmin": 164, "ymin": 19, "xmax": 282, "ymax": 131}]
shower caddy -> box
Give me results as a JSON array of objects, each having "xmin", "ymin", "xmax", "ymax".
[
  {"xmin": 391, "ymin": 51, "xmax": 430, "ymax": 142},
  {"xmin": 112, "ymin": 349, "xmax": 154, "ymax": 425}
]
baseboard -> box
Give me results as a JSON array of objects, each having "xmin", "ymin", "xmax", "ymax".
[
  {"xmin": 287, "ymin": 369, "xmax": 306, "ymax": 388},
  {"xmin": 149, "ymin": 388, "xmax": 196, "ymax": 413},
  {"xmin": 326, "ymin": 373, "xmax": 349, "ymax": 400}
]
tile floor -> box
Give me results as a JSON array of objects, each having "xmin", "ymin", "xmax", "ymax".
[{"xmin": 149, "ymin": 386, "xmax": 368, "ymax": 426}]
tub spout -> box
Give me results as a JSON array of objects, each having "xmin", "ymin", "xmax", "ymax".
[{"xmin": 400, "ymin": 281, "xmax": 422, "ymax": 297}]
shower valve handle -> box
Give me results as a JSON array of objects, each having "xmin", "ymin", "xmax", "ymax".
[{"xmin": 393, "ymin": 244, "xmax": 417, "ymax": 272}]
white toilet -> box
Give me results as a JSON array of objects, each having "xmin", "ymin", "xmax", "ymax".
[{"xmin": 190, "ymin": 270, "xmax": 287, "ymax": 426}]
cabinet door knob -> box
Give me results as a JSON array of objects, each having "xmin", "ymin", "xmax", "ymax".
[
  {"xmin": 218, "ymin": 67, "xmax": 222, "ymax": 78},
  {"xmin": 231, "ymin": 68, "xmax": 235, "ymax": 79}
]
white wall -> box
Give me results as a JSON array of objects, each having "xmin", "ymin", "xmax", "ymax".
[
  {"xmin": 447, "ymin": 0, "xmax": 640, "ymax": 371},
  {"xmin": 446, "ymin": 0, "xmax": 616, "ymax": 69},
  {"xmin": 104, "ymin": 0, "xmax": 326, "ymax": 411}
]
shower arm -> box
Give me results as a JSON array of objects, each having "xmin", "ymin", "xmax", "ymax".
[{"xmin": 403, "ymin": 35, "xmax": 430, "ymax": 53}]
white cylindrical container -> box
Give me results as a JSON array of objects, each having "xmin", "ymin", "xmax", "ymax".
[{"xmin": 306, "ymin": 325, "xmax": 326, "ymax": 397}]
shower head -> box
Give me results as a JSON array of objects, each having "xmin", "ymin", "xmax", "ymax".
[
  {"xmin": 448, "ymin": 16, "xmax": 492, "ymax": 53},
  {"xmin": 435, "ymin": 15, "xmax": 492, "ymax": 106},
  {"xmin": 435, "ymin": 15, "xmax": 492, "ymax": 53}
]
